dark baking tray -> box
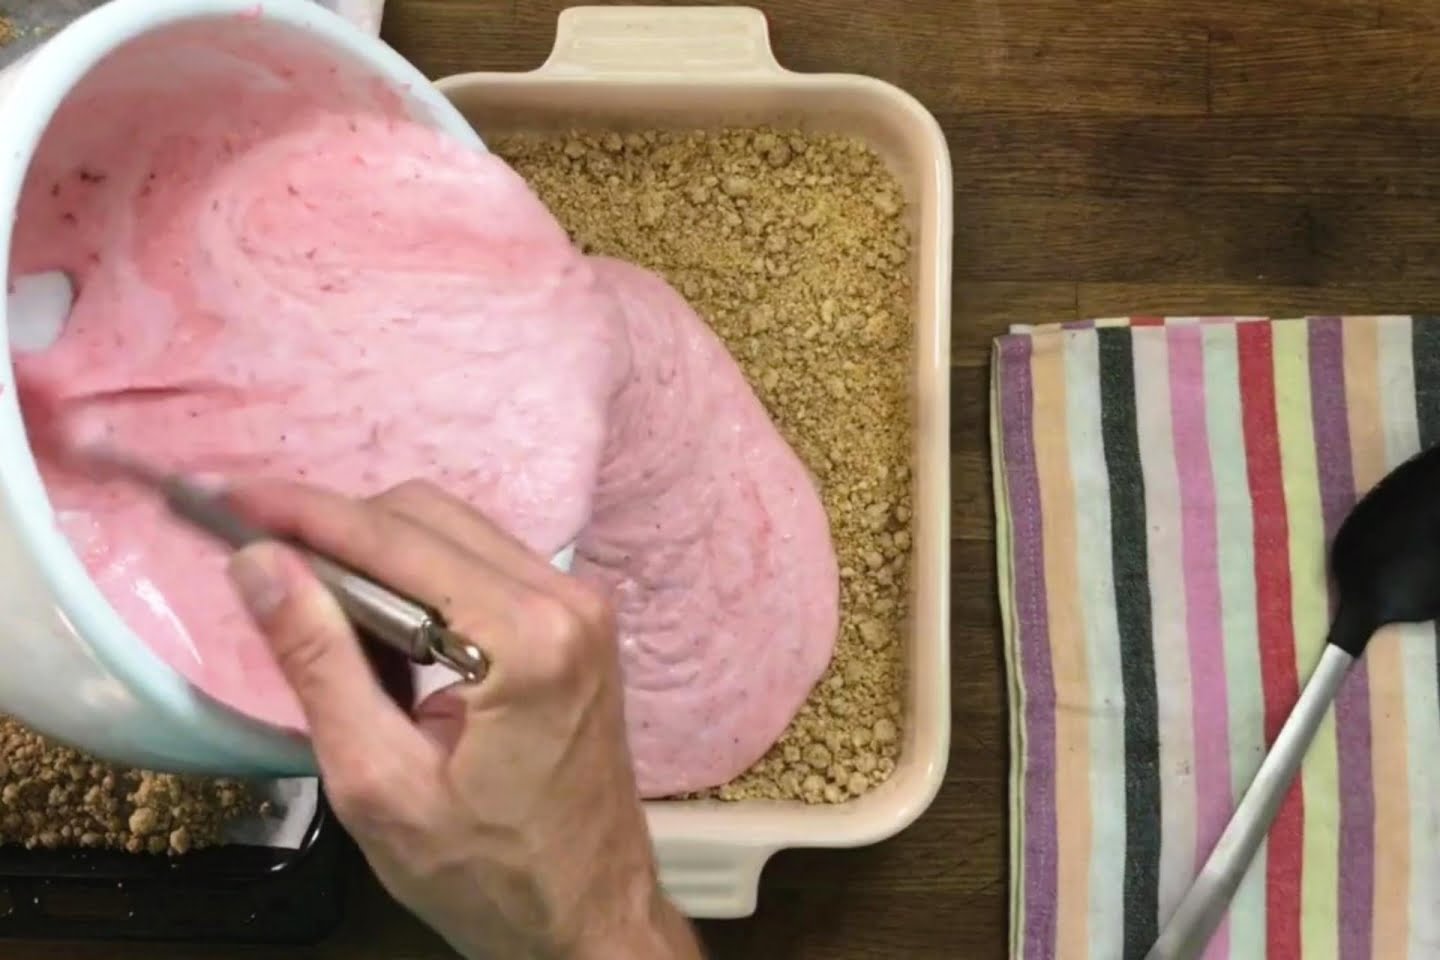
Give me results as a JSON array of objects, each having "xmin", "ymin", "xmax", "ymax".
[{"xmin": 0, "ymin": 789, "xmax": 346, "ymax": 944}]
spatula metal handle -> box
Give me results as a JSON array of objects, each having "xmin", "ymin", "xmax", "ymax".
[
  {"xmin": 162, "ymin": 477, "xmax": 483, "ymax": 678},
  {"xmin": 1146, "ymin": 644, "xmax": 1355, "ymax": 960}
]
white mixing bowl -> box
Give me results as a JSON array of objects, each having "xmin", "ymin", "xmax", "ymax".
[{"xmin": 0, "ymin": 0, "xmax": 502, "ymax": 775}]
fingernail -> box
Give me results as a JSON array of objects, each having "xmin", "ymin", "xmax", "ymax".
[{"xmin": 228, "ymin": 548, "xmax": 288, "ymax": 620}]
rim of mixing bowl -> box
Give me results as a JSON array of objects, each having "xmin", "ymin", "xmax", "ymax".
[{"xmin": 0, "ymin": 0, "xmax": 485, "ymax": 771}]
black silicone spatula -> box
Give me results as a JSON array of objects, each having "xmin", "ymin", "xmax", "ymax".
[{"xmin": 1148, "ymin": 441, "xmax": 1440, "ymax": 958}]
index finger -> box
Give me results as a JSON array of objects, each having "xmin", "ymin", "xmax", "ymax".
[{"xmin": 368, "ymin": 480, "xmax": 581, "ymax": 599}]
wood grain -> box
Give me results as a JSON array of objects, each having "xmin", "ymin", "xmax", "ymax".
[
  {"xmin": 389, "ymin": 0, "xmax": 1210, "ymax": 114},
  {"xmin": 956, "ymin": 193, "xmax": 1440, "ymax": 284},
  {"xmin": 1211, "ymin": 26, "xmax": 1440, "ymax": 116},
  {"xmin": 952, "ymin": 283, "xmax": 1076, "ymax": 367},
  {"xmin": 947, "ymin": 114, "xmax": 1440, "ymax": 197},
  {"xmin": 1077, "ymin": 281, "xmax": 1440, "ymax": 318},
  {"xmin": 18, "ymin": 0, "xmax": 1440, "ymax": 957},
  {"xmin": 1101, "ymin": 0, "xmax": 1380, "ymax": 29},
  {"xmin": 1380, "ymin": 0, "xmax": 1440, "ymax": 28}
]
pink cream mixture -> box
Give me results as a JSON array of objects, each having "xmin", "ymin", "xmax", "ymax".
[{"xmin": 10, "ymin": 34, "xmax": 838, "ymax": 797}]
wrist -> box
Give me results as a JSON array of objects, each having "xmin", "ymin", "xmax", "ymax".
[{"xmin": 571, "ymin": 874, "xmax": 702, "ymax": 960}]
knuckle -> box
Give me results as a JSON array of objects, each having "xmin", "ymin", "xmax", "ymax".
[
  {"xmin": 568, "ymin": 582, "xmax": 615, "ymax": 638},
  {"xmin": 318, "ymin": 508, "xmax": 387, "ymax": 565},
  {"xmin": 325, "ymin": 757, "xmax": 403, "ymax": 825},
  {"xmin": 517, "ymin": 592, "xmax": 594, "ymax": 683}
]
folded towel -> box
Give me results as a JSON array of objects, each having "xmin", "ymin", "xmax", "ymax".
[{"xmin": 992, "ymin": 316, "xmax": 1440, "ymax": 960}]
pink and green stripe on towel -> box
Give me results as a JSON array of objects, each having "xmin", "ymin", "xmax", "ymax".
[{"xmin": 991, "ymin": 316, "xmax": 1440, "ymax": 960}]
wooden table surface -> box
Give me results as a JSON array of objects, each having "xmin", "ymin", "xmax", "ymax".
[{"xmin": 14, "ymin": 0, "xmax": 1440, "ymax": 957}]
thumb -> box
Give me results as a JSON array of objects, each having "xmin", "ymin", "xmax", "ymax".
[{"xmin": 227, "ymin": 543, "xmax": 433, "ymax": 782}]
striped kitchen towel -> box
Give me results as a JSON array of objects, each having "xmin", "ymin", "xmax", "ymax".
[{"xmin": 992, "ymin": 316, "xmax": 1440, "ymax": 960}]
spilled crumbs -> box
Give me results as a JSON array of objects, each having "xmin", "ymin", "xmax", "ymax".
[{"xmin": 0, "ymin": 718, "xmax": 261, "ymax": 855}]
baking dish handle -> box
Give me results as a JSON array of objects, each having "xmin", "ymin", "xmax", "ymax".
[
  {"xmin": 538, "ymin": 6, "xmax": 787, "ymax": 78},
  {"xmin": 655, "ymin": 841, "xmax": 775, "ymax": 919}
]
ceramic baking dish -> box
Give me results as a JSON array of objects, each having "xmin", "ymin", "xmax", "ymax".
[{"xmin": 436, "ymin": 5, "xmax": 953, "ymax": 919}]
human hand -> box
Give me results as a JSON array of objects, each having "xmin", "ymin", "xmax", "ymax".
[{"xmin": 222, "ymin": 479, "xmax": 703, "ymax": 960}]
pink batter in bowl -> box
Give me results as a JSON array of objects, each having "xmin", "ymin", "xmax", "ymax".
[{"xmin": 0, "ymin": 0, "xmax": 506, "ymax": 776}]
